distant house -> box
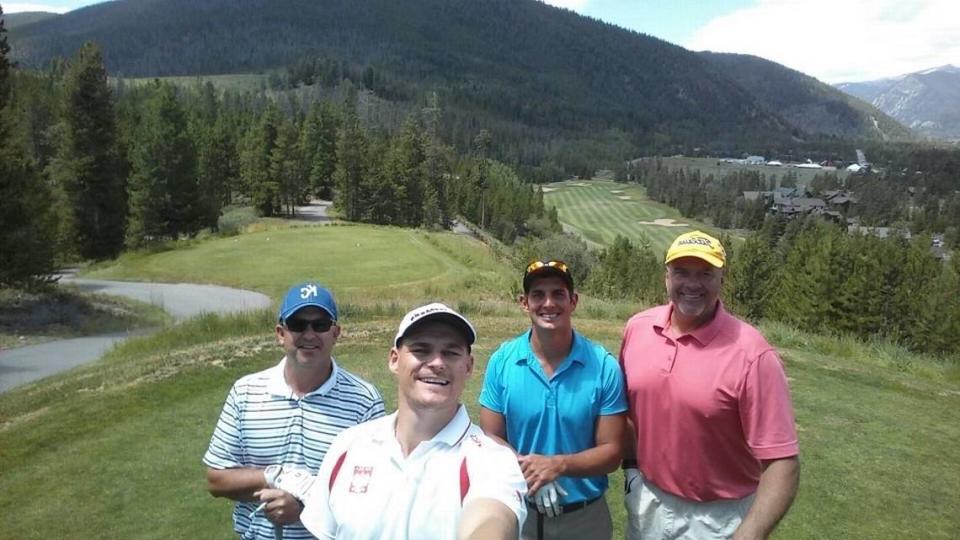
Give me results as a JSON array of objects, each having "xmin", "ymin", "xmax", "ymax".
[
  {"xmin": 744, "ymin": 155, "xmax": 765, "ymax": 165},
  {"xmin": 823, "ymin": 190, "xmax": 858, "ymax": 213},
  {"xmin": 770, "ymin": 195, "xmax": 827, "ymax": 218}
]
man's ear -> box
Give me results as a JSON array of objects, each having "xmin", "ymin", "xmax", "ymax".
[
  {"xmin": 275, "ymin": 324, "xmax": 285, "ymax": 345},
  {"xmin": 519, "ymin": 293, "xmax": 529, "ymax": 312},
  {"xmin": 388, "ymin": 347, "xmax": 400, "ymax": 374}
]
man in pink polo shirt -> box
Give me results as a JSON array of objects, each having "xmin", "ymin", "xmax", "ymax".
[{"xmin": 619, "ymin": 231, "xmax": 799, "ymax": 540}]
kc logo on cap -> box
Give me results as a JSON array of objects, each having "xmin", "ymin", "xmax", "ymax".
[
  {"xmin": 279, "ymin": 282, "xmax": 338, "ymax": 322},
  {"xmin": 301, "ymin": 284, "xmax": 318, "ymax": 299}
]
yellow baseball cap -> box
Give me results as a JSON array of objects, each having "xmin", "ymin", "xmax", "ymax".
[{"xmin": 665, "ymin": 230, "xmax": 726, "ymax": 268}]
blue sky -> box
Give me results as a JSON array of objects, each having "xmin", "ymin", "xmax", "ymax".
[{"xmin": 4, "ymin": 0, "xmax": 958, "ymax": 83}]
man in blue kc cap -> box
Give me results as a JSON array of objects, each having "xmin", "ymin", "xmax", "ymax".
[{"xmin": 204, "ymin": 282, "xmax": 385, "ymax": 540}]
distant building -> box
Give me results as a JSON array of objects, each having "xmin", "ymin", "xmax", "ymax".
[{"xmin": 744, "ymin": 155, "xmax": 765, "ymax": 165}]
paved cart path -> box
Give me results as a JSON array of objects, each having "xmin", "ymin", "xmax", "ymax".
[{"xmin": 0, "ymin": 277, "xmax": 271, "ymax": 393}]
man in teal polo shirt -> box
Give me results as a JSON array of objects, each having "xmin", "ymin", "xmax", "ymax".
[{"xmin": 479, "ymin": 260, "xmax": 628, "ymax": 540}]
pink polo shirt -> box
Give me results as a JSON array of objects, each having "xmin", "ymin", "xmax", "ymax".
[{"xmin": 619, "ymin": 303, "xmax": 798, "ymax": 502}]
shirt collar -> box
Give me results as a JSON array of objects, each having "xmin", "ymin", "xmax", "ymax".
[
  {"xmin": 266, "ymin": 356, "xmax": 340, "ymax": 398},
  {"xmin": 372, "ymin": 405, "xmax": 471, "ymax": 448},
  {"xmin": 657, "ymin": 301, "xmax": 730, "ymax": 346},
  {"xmin": 514, "ymin": 329, "xmax": 585, "ymax": 367}
]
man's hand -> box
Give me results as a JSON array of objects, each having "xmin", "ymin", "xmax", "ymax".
[
  {"xmin": 518, "ymin": 454, "xmax": 566, "ymax": 494},
  {"xmin": 264, "ymin": 465, "xmax": 315, "ymax": 501},
  {"xmin": 531, "ymin": 481, "xmax": 568, "ymax": 518},
  {"xmin": 254, "ymin": 488, "xmax": 303, "ymax": 526}
]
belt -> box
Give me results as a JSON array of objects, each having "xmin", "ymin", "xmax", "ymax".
[{"xmin": 528, "ymin": 495, "xmax": 601, "ymax": 515}]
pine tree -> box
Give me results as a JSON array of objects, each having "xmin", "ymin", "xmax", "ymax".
[
  {"xmin": 333, "ymin": 105, "xmax": 368, "ymax": 222},
  {"xmin": 0, "ymin": 6, "xmax": 56, "ymax": 286},
  {"xmin": 726, "ymin": 222, "xmax": 777, "ymax": 321},
  {"xmin": 302, "ymin": 101, "xmax": 338, "ymax": 200},
  {"xmin": 768, "ymin": 219, "xmax": 842, "ymax": 333},
  {"xmin": 195, "ymin": 117, "xmax": 233, "ymax": 229},
  {"xmin": 239, "ymin": 106, "xmax": 279, "ymax": 216},
  {"xmin": 48, "ymin": 42, "xmax": 126, "ymax": 260},
  {"xmin": 126, "ymin": 82, "xmax": 198, "ymax": 247},
  {"xmin": 270, "ymin": 119, "xmax": 302, "ymax": 216}
]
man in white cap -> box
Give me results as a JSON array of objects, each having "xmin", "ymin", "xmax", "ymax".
[
  {"xmin": 619, "ymin": 231, "xmax": 800, "ymax": 540},
  {"xmin": 204, "ymin": 282, "xmax": 385, "ymax": 540},
  {"xmin": 301, "ymin": 303, "xmax": 528, "ymax": 540}
]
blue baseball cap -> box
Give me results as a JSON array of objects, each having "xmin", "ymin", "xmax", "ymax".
[{"xmin": 278, "ymin": 282, "xmax": 338, "ymax": 322}]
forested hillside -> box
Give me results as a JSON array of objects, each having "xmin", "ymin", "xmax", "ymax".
[
  {"xmin": 7, "ymin": 0, "xmax": 908, "ymax": 173},
  {"xmin": 700, "ymin": 52, "xmax": 911, "ymax": 140},
  {"xmin": 2, "ymin": 11, "xmax": 56, "ymax": 29}
]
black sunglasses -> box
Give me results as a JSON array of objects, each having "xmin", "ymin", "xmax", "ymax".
[{"xmin": 284, "ymin": 318, "xmax": 335, "ymax": 333}]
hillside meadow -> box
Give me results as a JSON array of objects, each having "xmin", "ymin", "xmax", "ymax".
[{"xmin": 1, "ymin": 223, "xmax": 958, "ymax": 538}]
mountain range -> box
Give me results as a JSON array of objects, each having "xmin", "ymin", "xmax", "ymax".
[
  {"xmin": 836, "ymin": 65, "xmax": 960, "ymax": 141},
  {"xmin": 4, "ymin": 0, "xmax": 914, "ymax": 159}
]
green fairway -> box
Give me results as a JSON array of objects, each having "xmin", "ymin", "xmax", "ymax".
[
  {"xmin": 2, "ymin": 224, "xmax": 958, "ymax": 539},
  {"xmin": 543, "ymin": 179, "xmax": 720, "ymax": 252}
]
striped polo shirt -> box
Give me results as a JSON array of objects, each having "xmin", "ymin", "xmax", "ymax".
[{"xmin": 204, "ymin": 357, "xmax": 385, "ymax": 540}]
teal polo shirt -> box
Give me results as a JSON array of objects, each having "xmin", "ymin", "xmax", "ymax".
[{"xmin": 479, "ymin": 329, "xmax": 628, "ymax": 504}]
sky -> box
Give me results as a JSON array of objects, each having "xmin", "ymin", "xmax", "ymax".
[{"xmin": 3, "ymin": 0, "xmax": 959, "ymax": 83}]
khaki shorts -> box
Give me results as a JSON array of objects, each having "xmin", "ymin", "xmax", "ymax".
[
  {"xmin": 521, "ymin": 496, "xmax": 612, "ymax": 540},
  {"xmin": 624, "ymin": 471, "xmax": 755, "ymax": 540}
]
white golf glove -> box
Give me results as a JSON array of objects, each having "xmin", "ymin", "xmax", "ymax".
[
  {"xmin": 624, "ymin": 467, "xmax": 641, "ymax": 495},
  {"xmin": 264, "ymin": 464, "xmax": 315, "ymax": 501},
  {"xmin": 532, "ymin": 481, "xmax": 568, "ymax": 518}
]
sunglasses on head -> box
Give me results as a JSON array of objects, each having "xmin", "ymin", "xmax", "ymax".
[
  {"xmin": 284, "ymin": 318, "xmax": 335, "ymax": 333},
  {"xmin": 525, "ymin": 260, "xmax": 569, "ymax": 274}
]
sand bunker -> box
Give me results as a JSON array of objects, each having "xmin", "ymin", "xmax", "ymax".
[
  {"xmin": 638, "ymin": 218, "xmax": 688, "ymax": 227},
  {"xmin": 610, "ymin": 190, "xmax": 625, "ymax": 194},
  {"xmin": 571, "ymin": 182, "xmax": 590, "ymax": 186},
  {"xmin": 618, "ymin": 196, "xmax": 632, "ymax": 200},
  {"xmin": 541, "ymin": 187, "xmax": 557, "ymax": 193}
]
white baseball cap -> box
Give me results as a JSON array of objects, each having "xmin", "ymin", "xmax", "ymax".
[{"xmin": 394, "ymin": 303, "xmax": 476, "ymax": 348}]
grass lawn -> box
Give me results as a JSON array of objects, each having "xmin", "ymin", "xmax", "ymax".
[
  {"xmin": 84, "ymin": 223, "xmax": 516, "ymax": 304},
  {"xmin": 2, "ymin": 224, "xmax": 958, "ymax": 538},
  {"xmin": 543, "ymin": 179, "xmax": 722, "ymax": 252}
]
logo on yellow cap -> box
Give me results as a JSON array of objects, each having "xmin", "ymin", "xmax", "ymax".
[{"xmin": 664, "ymin": 231, "xmax": 726, "ymax": 268}]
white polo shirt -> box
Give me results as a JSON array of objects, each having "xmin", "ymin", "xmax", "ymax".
[{"xmin": 301, "ymin": 405, "xmax": 528, "ymax": 540}]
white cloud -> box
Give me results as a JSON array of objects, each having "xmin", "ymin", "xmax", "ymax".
[
  {"xmin": 540, "ymin": 0, "xmax": 591, "ymax": 12},
  {"xmin": 685, "ymin": 0, "xmax": 960, "ymax": 83},
  {"xmin": 3, "ymin": 3, "xmax": 71, "ymax": 13}
]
